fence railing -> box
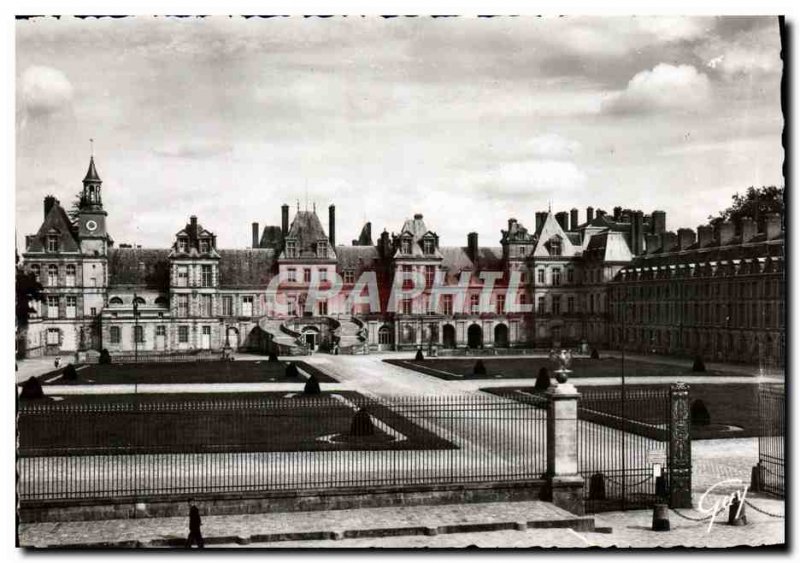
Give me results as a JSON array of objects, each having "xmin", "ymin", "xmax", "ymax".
[
  {"xmin": 758, "ymin": 386, "xmax": 784, "ymax": 498},
  {"xmin": 17, "ymin": 394, "xmax": 547, "ymax": 502},
  {"xmin": 90, "ymin": 351, "xmax": 222, "ymax": 364}
]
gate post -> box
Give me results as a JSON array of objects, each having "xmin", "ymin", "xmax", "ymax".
[
  {"xmin": 546, "ymin": 382, "xmax": 584, "ymax": 515},
  {"xmin": 669, "ymin": 382, "xmax": 692, "ymax": 508}
]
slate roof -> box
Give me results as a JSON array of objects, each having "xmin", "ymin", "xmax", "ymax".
[
  {"xmin": 625, "ymin": 236, "xmax": 784, "ymax": 271},
  {"xmin": 282, "ymin": 211, "xmax": 334, "ymax": 259},
  {"xmin": 83, "ymin": 156, "xmax": 101, "ymax": 183},
  {"xmin": 108, "ymin": 248, "xmax": 170, "ymax": 288},
  {"xmin": 218, "ymin": 249, "xmax": 276, "ymax": 288},
  {"xmin": 336, "ymin": 246, "xmax": 380, "ymax": 272},
  {"xmin": 259, "ymin": 225, "xmax": 283, "ymax": 250},
  {"xmin": 25, "ymin": 201, "xmax": 80, "ymax": 254}
]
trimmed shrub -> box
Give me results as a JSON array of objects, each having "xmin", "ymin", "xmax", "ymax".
[
  {"xmin": 99, "ymin": 349, "xmax": 112, "ymax": 365},
  {"xmin": 268, "ymin": 352, "xmax": 279, "ymax": 363},
  {"xmin": 415, "ymin": 348, "xmax": 424, "ymax": 361},
  {"xmin": 20, "ymin": 377, "xmax": 44, "ymax": 400},
  {"xmin": 692, "ymin": 356, "xmax": 706, "ymax": 372},
  {"xmin": 473, "ymin": 359, "xmax": 487, "ymax": 376},
  {"xmin": 534, "ymin": 367, "xmax": 551, "ymax": 390},
  {"xmin": 62, "ymin": 363, "xmax": 78, "ymax": 382},
  {"xmin": 285, "ymin": 362, "xmax": 299, "ymax": 378},
  {"xmin": 349, "ymin": 408, "xmax": 375, "ymax": 437},
  {"xmin": 690, "ymin": 399, "xmax": 711, "ymax": 427},
  {"xmin": 304, "ymin": 374, "xmax": 321, "ymax": 395},
  {"xmin": 590, "ymin": 348, "xmax": 600, "ymax": 360}
]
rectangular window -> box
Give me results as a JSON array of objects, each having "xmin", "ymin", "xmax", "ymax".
[
  {"xmin": 567, "ymin": 296, "xmax": 575, "ymax": 314},
  {"xmin": 65, "ymin": 265, "xmax": 76, "ymax": 287},
  {"xmin": 178, "ymin": 326, "xmax": 189, "ymax": 343},
  {"xmin": 402, "ymin": 265, "xmax": 413, "ymax": 290},
  {"xmin": 304, "ymin": 268, "xmax": 312, "ymax": 283},
  {"xmin": 537, "ymin": 296, "xmax": 545, "ymax": 314},
  {"xmin": 552, "ymin": 295, "xmax": 561, "ymax": 316},
  {"xmin": 90, "ymin": 307, "xmax": 97, "ymax": 317},
  {"xmin": 287, "ymin": 268, "xmax": 297, "ymax": 283},
  {"xmin": 66, "ymin": 296, "xmax": 77, "ymax": 319},
  {"xmin": 201, "ymin": 265, "xmax": 213, "ymax": 287},
  {"xmin": 177, "ymin": 294, "xmax": 189, "ymax": 317},
  {"xmin": 156, "ymin": 325, "xmax": 166, "ymax": 337},
  {"xmin": 46, "ymin": 328, "xmax": 60, "ymax": 345},
  {"xmin": 286, "ymin": 241, "xmax": 297, "ymax": 258},
  {"xmin": 318, "ymin": 299, "xmax": 328, "ymax": 316},
  {"xmin": 47, "ymin": 296, "xmax": 59, "ymax": 318},
  {"xmin": 425, "ymin": 266, "xmax": 436, "ymax": 288},
  {"xmin": 496, "ymin": 294, "xmax": 505, "ymax": 315},
  {"xmin": 110, "ymin": 326, "xmax": 120, "ymax": 344},
  {"xmin": 178, "ymin": 238, "xmax": 188, "ymax": 252},
  {"xmin": 134, "ymin": 325, "xmax": 144, "ymax": 343},
  {"xmin": 202, "ymin": 294, "xmax": 213, "ymax": 317},
  {"xmin": 320, "ymin": 269, "xmax": 328, "ymax": 282},
  {"xmin": 222, "ymin": 295, "xmax": 233, "ymax": 316},
  {"xmin": 199, "ymin": 239, "xmax": 210, "ymax": 253},
  {"xmin": 442, "ymin": 294, "xmax": 453, "ymax": 316},
  {"xmin": 552, "ymin": 268, "xmax": 562, "ymax": 286},
  {"xmin": 401, "ymin": 239, "xmax": 412, "ymax": 254},
  {"xmin": 343, "ymin": 270, "xmax": 355, "ymax": 284},
  {"xmin": 567, "ymin": 269, "xmax": 574, "ymax": 284},
  {"xmin": 470, "ymin": 293, "xmax": 480, "ymax": 314},
  {"xmin": 317, "ymin": 241, "xmax": 327, "ymax": 257},
  {"xmin": 537, "ymin": 269, "xmax": 545, "ymax": 284},
  {"xmin": 423, "ymin": 239, "xmax": 434, "ymax": 255},
  {"xmin": 47, "ymin": 236, "xmax": 59, "ymax": 253},
  {"xmin": 401, "ymin": 298, "xmax": 412, "ymax": 315},
  {"xmin": 177, "ymin": 266, "xmax": 188, "ymax": 287},
  {"xmin": 242, "ymin": 296, "xmax": 254, "ymax": 317},
  {"xmin": 47, "ymin": 265, "xmax": 58, "ymax": 286}
]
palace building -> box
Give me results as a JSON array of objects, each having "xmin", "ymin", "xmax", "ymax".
[{"xmin": 20, "ymin": 155, "xmax": 784, "ymax": 365}]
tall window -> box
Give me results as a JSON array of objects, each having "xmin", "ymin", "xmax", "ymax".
[
  {"xmin": 242, "ymin": 296, "xmax": 254, "ymax": 317},
  {"xmin": 423, "ymin": 239, "xmax": 434, "ymax": 255},
  {"xmin": 425, "ymin": 265, "xmax": 436, "ymax": 288},
  {"xmin": 402, "ymin": 265, "xmax": 413, "ymax": 290},
  {"xmin": 537, "ymin": 269, "xmax": 545, "ymax": 284},
  {"xmin": 401, "ymin": 239, "xmax": 412, "ymax": 254},
  {"xmin": 549, "ymin": 236, "xmax": 562, "ymax": 256},
  {"xmin": 496, "ymin": 294, "xmax": 506, "ymax": 315},
  {"xmin": 320, "ymin": 269, "xmax": 329, "ymax": 282},
  {"xmin": 470, "ymin": 293, "xmax": 480, "ymax": 314},
  {"xmin": 286, "ymin": 240, "xmax": 297, "ymax": 258},
  {"xmin": 178, "ymin": 238, "xmax": 188, "ymax": 252},
  {"xmin": 401, "ymin": 298, "xmax": 412, "ymax": 315},
  {"xmin": 47, "ymin": 296, "xmax": 59, "ymax": 318},
  {"xmin": 199, "ymin": 239, "xmax": 210, "ymax": 253},
  {"xmin": 47, "ymin": 235, "xmax": 59, "ymax": 253},
  {"xmin": 48, "ymin": 265, "xmax": 58, "ymax": 286},
  {"xmin": 222, "ymin": 295, "xmax": 233, "ymax": 316},
  {"xmin": 134, "ymin": 325, "xmax": 144, "ymax": 343},
  {"xmin": 66, "ymin": 296, "xmax": 77, "ymax": 319},
  {"xmin": 178, "ymin": 326, "xmax": 189, "ymax": 343},
  {"xmin": 378, "ymin": 326, "xmax": 392, "ymax": 345},
  {"xmin": 110, "ymin": 326, "xmax": 121, "ymax": 344},
  {"xmin": 46, "ymin": 328, "xmax": 60, "ymax": 345},
  {"xmin": 442, "ymin": 294, "xmax": 453, "ymax": 316},
  {"xmin": 65, "ymin": 264, "xmax": 76, "ymax": 287},
  {"xmin": 202, "ymin": 294, "xmax": 213, "ymax": 317},
  {"xmin": 316, "ymin": 241, "xmax": 327, "ymax": 257},
  {"xmin": 567, "ymin": 296, "xmax": 575, "ymax": 314},
  {"xmin": 552, "ymin": 295, "xmax": 561, "ymax": 316},
  {"xmin": 177, "ymin": 266, "xmax": 188, "ymax": 287},
  {"xmin": 537, "ymin": 296, "xmax": 545, "ymax": 314},
  {"xmin": 567, "ymin": 269, "xmax": 574, "ymax": 284},
  {"xmin": 156, "ymin": 325, "xmax": 166, "ymax": 337},
  {"xmin": 304, "ymin": 268, "xmax": 312, "ymax": 283},
  {"xmin": 201, "ymin": 265, "xmax": 213, "ymax": 287},
  {"xmin": 552, "ymin": 268, "xmax": 562, "ymax": 286},
  {"xmin": 177, "ymin": 294, "xmax": 189, "ymax": 317},
  {"xmin": 318, "ymin": 299, "xmax": 328, "ymax": 316},
  {"xmin": 287, "ymin": 268, "xmax": 297, "ymax": 283}
]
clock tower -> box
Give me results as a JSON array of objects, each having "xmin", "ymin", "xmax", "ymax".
[{"xmin": 77, "ymin": 154, "xmax": 110, "ymax": 256}]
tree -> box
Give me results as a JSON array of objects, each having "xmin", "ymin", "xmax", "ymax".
[
  {"xmin": 67, "ymin": 191, "xmax": 86, "ymax": 224},
  {"xmin": 16, "ymin": 267, "xmax": 43, "ymax": 330},
  {"xmin": 708, "ymin": 186, "xmax": 784, "ymax": 232}
]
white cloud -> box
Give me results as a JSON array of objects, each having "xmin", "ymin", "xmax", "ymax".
[
  {"xmin": 605, "ymin": 64, "xmax": 712, "ymax": 114},
  {"xmin": 697, "ymin": 24, "xmax": 782, "ymax": 78},
  {"xmin": 526, "ymin": 134, "xmax": 581, "ymax": 160},
  {"xmin": 153, "ymin": 140, "xmax": 233, "ymax": 159},
  {"xmin": 18, "ymin": 65, "xmax": 74, "ymax": 117},
  {"xmin": 471, "ymin": 160, "xmax": 587, "ymax": 198}
]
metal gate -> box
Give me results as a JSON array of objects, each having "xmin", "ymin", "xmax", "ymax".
[
  {"xmin": 578, "ymin": 386, "xmax": 671, "ymax": 513},
  {"xmin": 758, "ymin": 385, "xmax": 785, "ymax": 497}
]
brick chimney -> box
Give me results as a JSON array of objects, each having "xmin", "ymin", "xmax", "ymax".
[
  {"xmin": 697, "ymin": 225, "xmax": 713, "ymax": 248},
  {"xmin": 44, "ymin": 195, "xmax": 58, "ymax": 219},
  {"xmin": 555, "ymin": 211, "xmax": 568, "ymax": 231},
  {"xmin": 329, "ymin": 204, "xmax": 336, "ymax": 247},
  {"xmin": 677, "ymin": 228, "xmax": 696, "ymax": 250},
  {"xmin": 652, "ymin": 210, "xmax": 666, "ymax": 235},
  {"xmin": 716, "ymin": 221, "xmax": 735, "ymax": 246},
  {"xmin": 596, "ymin": 209, "xmax": 606, "ymax": 219},
  {"xmin": 467, "ymin": 232, "xmax": 479, "ymax": 262},
  {"xmin": 662, "ymin": 231, "xmax": 678, "ymax": 252},
  {"xmin": 252, "ymin": 222, "xmax": 259, "ymax": 248},
  {"xmin": 613, "ymin": 206, "xmax": 622, "ymax": 221},
  {"xmin": 764, "ymin": 213, "xmax": 782, "ymax": 239},
  {"xmin": 632, "ymin": 211, "xmax": 644, "ymax": 255},
  {"xmin": 740, "ymin": 217, "xmax": 756, "ymax": 243},
  {"xmin": 586, "ymin": 206, "xmax": 594, "ymax": 223},
  {"xmin": 645, "ymin": 233, "xmax": 661, "ymax": 254},
  {"xmin": 190, "ymin": 215, "xmax": 198, "ymax": 239},
  {"xmin": 535, "ymin": 212, "xmax": 547, "ymax": 231},
  {"xmin": 570, "ymin": 208, "xmax": 579, "ymax": 231},
  {"xmin": 281, "ymin": 204, "xmax": 289, "ymax": 237}
]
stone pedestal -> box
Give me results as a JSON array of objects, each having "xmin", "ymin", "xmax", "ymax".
[{"xmin": 545, "ymin": 383, "xmax": 584, "ymax": 514}]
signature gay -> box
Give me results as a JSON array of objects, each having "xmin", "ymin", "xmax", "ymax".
[{"xmin": 698, "ymin": 479, "xmax": 748, "ymax": 533}]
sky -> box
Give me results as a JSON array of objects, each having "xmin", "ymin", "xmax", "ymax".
[{"xmin": 15, "ymin": 15, "xmax": 784, "ymax": 250}]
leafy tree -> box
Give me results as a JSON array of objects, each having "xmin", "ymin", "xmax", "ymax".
[
  {"xmin": 67, "ymin": 191, "xmax": 86, "ymax": 224},
  {"xmin": 708, "ymin": 186, "xmax": 784, "ymax": 232},
  {"xmin": 15, "ymin": 267, "xmax": 43, "ymax": 330}
]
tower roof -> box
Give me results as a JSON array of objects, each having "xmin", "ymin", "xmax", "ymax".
[{"xmin": 83, "ymin": 156, "xmax": 101, "ymax": 183}]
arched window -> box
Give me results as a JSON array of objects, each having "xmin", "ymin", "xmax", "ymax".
[
  {"xmin": 133, "ymin": 296, "xmax": 146, "ymax": 305},
  {"xmin": 378, "ymin": 325, "xmax": 392, "ymax": 345},
  {"xmin": 65, "ymin": 264, "xmax": 76, "ymax": 287},
  {"xmin": 154, "ymin": 296, "xmax": 168, "ymax": 307},
  {"xmin": 47, "ymin": 265, "xmax": 58, "ymax": 286},
  {"xmin": 109, "ymin": 297, "xmax": 123, "ymax": 306}
]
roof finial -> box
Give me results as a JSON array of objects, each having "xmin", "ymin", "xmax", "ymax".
[
  {"xmin": 296, "ymin": 199, "xmax": 300, "ymax": 212},
  {"xmin": 90, "ymin": 138, "xmax": 94, "ymax": 157},
  {"xmin": 548, "ymin": 200, "xmax": 552, "ymax": 213},
  {"xmin": 313, "ymin": 202, "xmax": 316, "ymax": 213}
]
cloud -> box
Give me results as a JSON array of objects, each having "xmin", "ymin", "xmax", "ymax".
[
  {"xmin": 604, "ymin": 64, "xmax": 712, "ymax": 114},
  {"xmin": 18, "ymin": 65, "xmax": 74, "ymax": 118},
  {"xmin": 467, "ymin": 160, "xmax": 587, "ymax": 199},
  {"xmin": 525, "ymin": 134, "xmax": 582, "ymax": 160},
  {"xmin": 153, "ymin": 140, "xmax": 233, "ymax": 159},
  {"xmin": 698, "ymin": 30, "xmax": 782, "ymax": 77}
]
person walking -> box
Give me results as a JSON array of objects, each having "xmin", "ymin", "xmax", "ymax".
[{"xmin": 185, "ymin": 500, "xmax": 204, "ymax": 548}]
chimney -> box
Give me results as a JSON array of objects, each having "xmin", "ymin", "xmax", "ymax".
[
  {"xmin": 613, "ymin": 206, "xmax": 622, "ymax": 221},
  {"xmin": 570, "ymin": 208, "xmax": 579, "ymax": 231},
  {"xmin": 586, "ymin": 206, "xmax": 595, "ymax": 223},
  {"xmin": 414, "ymin": 213, "xmax": 423, "ymax": 220},
  {"xmin": 364, "ymin": 222, "xmax": 372, "ymax": 245},
  {"xmin": 645, "ymin": 233, "xmax": 661, "ymax": 254},
  {"xmin": 677, "ymin": 228, "xmax": 696, "ymax": 250},
  {"xmin": 662, "ymin": 231, "xmax": 678, "ymax": 252},
  {"xmin": 631, "ymin": 211, "xmax": 644, "ymax": 255},
  {"xmin": 652, "ymin": 210, "xmax": 666, "ymax": 235},
  {"xmin": 716, "ymin": 222, "xmax": 735, "ymax": 246},
  {"xmin": 596, "ymin": 209, "xmax": 606, "ymax": 219},
  {"xmin": 508, "ymin": 218, "xmax": 517, "ymax": 233},
  {"xmin": 555, "ymin": 211, "xmax": 568, "ymax": 231},
  {"xmin": 467, "ymin": 232, "xmax": 479, "ymax": 261},
  {"xmin": 252, "ymin": 222, "xmax": 260, "ymax": 248},
  {"xmin": 740, "ymin": 217, "xmax": 757, "ymax": 243},
  {"xmin": 764, "ymin": 213, "xmax": 781, "ymax": 239},
  {"xmin": 535, "ymin": 212, "xmax": 547, "ymax": 231},
  {"xmin": 281, "ymin": 204, "xmax": 289, "ymax": 237},
  {"xmin": 190, "ymin": 215, "xmax": 198, "ymax": 239},
  {"xmin": 44, "ymin": 195, "xmax": 58, "ymax": 218},
  {"xmin": 328, "ymin": 204, "xmax": 336, "ymax": 247},
  {"xmin": 697, "ymin": 225, "xmax": 713, "ymax": 248},
  {"xmin": 379, "ymin": 230, "xmax": 391, "ymax": 258}
]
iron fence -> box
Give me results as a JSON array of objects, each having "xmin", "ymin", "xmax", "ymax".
[
  {"xmin": 92, "ymin": 351, "xmax": 221, "ymax": 364},
  {"xmin": 758, "ymin": 385, "xmax": 784, "ymax": 497},
  {"xmin": 578, "ymin": 387, "xmax": 671, "ymax": 513},
  {"xmin": 17, "ymin": 394, "xmax": 547, "ymax": 502}
]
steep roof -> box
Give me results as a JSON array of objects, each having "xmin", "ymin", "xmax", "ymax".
[
  {"xmin": 25, "ymin": 201, "xmax": 80, "ymax": 254},
  {"xmin": 335, "ymin": 246, "xmax": 380, "ymax": 272},
  {"xmin": 108, "ymin": 248, "xmax": 170, "ymax": 288},
  {"xmin": 282, "ymin": 211, "xmax": 334, "ymax": 259},
  {"xmin": 218, "ymin": 249, "xmax": 276, "ymax": 288},
  {"xmin": 585, "ymin": 231, "xmax": 633, "ymax": 263},
  {"xmin": 83, "ymin": 156, "xmax": 101, "ymax": 183},
  {"xmin": 259, "ymin": 225, "xmax": 284, "ymax": 249},
  {"xmin": 355, "ymin": 222, "xmax": 374, "ymax": 246},
  {"xmin": 399, "ymin": 214, "xmax": 430, "ymax": 242}
]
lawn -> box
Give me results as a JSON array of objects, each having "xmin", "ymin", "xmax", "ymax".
[
  {"xmin": 483, "ymin": 383, "xmax": 768, "ymax": 440},
  {"xmin": 17, "ymin": 391, "xmax": 454, "ymax": 455},
  {"xmin": 387, "ymin": 357, "xmax": 739, "ymax": 381},
  {"xmin": 32, "ymin": 360, "xmax": 337, "ymax": 385}
]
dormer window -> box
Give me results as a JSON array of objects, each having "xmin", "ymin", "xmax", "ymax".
[
  {"xmin": 423, "ymin": 239, "xmax": 434, "ymax": 255},
  {"xmin": 401, "ymin": 238, "xmax": 412, "ymax": 254},
  {"xmin": 199, "ymin": 239, "xmax": 210, "ymax": 253},
  {"xmin": 47, "ymin": 235, "xmax": 59, "ymax": 253},
  {"xmin": 286, "ymin": 240, "xmax": 297, "ymax": 258},
  {"xmin": 547, "ymin": 236, "xmax": 562, "ymax": 256},
  {"xmin": 178, "ymin": 238, "xmax": 188, "ymax": 253},
  {"xmin": 316, "ymin": 241, "xmax": 327, "ymax": 258}
]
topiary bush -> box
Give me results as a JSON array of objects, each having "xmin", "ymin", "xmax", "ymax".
[
  {"xmin": 690, "ymin": 399, "xmax": 711, "ymax": 427},
  {"xmin": 99, "ymin": 348, "xmax": 111, "ymax": 365},
  {"xmin": 473, "ymin": 359, "xmax": 487, "ymax": 376},
  {"xmin": 285, "ymin": 362, "xmax": 299, "ymax": 378},
  {"xmin": 692, "ymin": 356, "xmax": 706, "ymax": 372},
  {"xmin": 590, "ymin": 348, "xmax": 600, "ymax": 360},
  {"xmin": 349, "ymin": 408, "xmax": 375, "ymax": 437},
  {"xmin": 415, "ymin": 348, "xmax": 424, "ymax": 361},
  {"xmin": 62, "ymin": 363, "xmax": 78, "ymax": 382},
  {"xmin": 534, "ymin": 367, "xmax": 551, "ymax": 390},
  {"xmin": 20, "ymin": 377, "xmax": 44, "ymax": 400},
  {"xmin": 304, "ymin": 374, "xmax": 321, "ymax": 395},
  {"xmin": 268, "ymin": 351, "xmax": 279, "ymax": 363}
]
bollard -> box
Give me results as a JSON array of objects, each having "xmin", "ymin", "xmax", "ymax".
[
  {"xmin": 652, "ymin": 503, "xmax": 670, "ymax": 531},
  {"xmin": 655, "ymin": 475, "xmax": 667, "ymax": 498},
  {"xmin": 750, "ymin": 464, "xmax": 762, "ymax": 493},
  {"xmin": 727, "ymin": 493, "xmax": 747, "ymax": 526}
]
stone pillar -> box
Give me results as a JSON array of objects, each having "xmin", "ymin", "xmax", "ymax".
[
  {"xmin": 546, "ymin": 383, "xmax": 584, "ymax": 515},
  {"xmin": 669, "ymin": 382, "xmax": 692, "ymax": 508}
]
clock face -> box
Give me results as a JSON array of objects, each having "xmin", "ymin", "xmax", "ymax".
[{"xmin": 86, "ymin": 220, "xmax": 98, "ymax": 232}]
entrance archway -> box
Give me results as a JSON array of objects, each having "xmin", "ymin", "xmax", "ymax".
[
  {"xmin": 467, "ymin": 324, "xmax": 483, "ymax": 349},
  {"xmin": 494, "ymin": 323, "xmax": 509, "ymax": 348},
  {"xmin": 443, "ymin": 324, "xmax": 456, "ymax": 349},
  {"xmin": 302, "ymin": 327, "xmax": 320, "ymax": 351},
  {"xmin": 225, "ymin": 326, "xmax": 240, "ymax": 349}
]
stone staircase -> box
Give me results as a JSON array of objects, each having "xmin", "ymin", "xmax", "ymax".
[
  {"xmin": 334, "ymin": 317, "xmax": 369, "ymax": 354},
  {"xmin": 257, "ymin": 318, "xmax": 308, "ymax": 355}
]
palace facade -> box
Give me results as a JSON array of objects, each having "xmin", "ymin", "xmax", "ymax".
[{"xmin": 20, "ymin": 156, "xmax": 784, "ymax": 365}]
